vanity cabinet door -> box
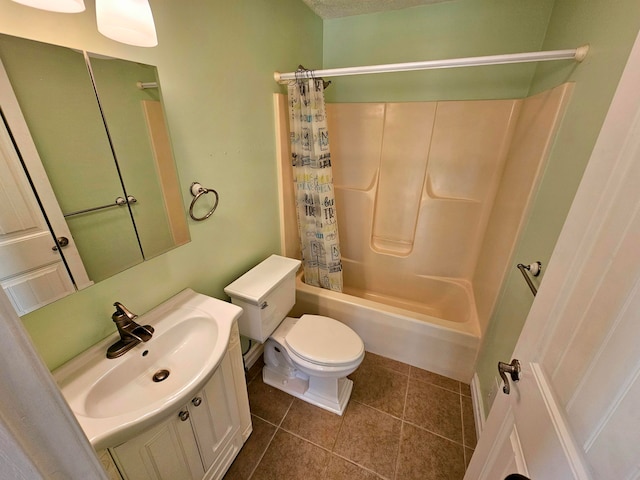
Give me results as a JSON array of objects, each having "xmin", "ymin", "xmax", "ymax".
[
  {"xmin": 110, "ymin": 411, "xmax": 204, "ymax": 480},
  {"xmin": 107, "ymin": 348, "xmax": 248, "ymax": 480},
  {"xmin": 190, "ymin": 351, "xmax": 243, "ymax": 478}
]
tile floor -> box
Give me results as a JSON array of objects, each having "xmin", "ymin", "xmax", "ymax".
[{"xmin": 224, "ymin": 352, "xmax": 476, "ymax": 480}]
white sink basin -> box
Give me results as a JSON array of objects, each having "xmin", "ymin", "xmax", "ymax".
[{"xmin": 54, "ymin": 288, "xmax": 243, "ymax": 450}]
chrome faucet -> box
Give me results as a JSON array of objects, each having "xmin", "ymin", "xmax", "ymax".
[{"xmin": 106, "ymin": 302, "xmax": 155, "ymax": 359}]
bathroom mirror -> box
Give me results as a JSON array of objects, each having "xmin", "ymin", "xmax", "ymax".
[{"xmin": 0, "ymin": 33, "xmax": 189, "ymax": 315}]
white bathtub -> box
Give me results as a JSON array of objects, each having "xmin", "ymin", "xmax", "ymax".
[{"xmin": 290, "ymin": 272, "xmax": 481, "ymax": 383}]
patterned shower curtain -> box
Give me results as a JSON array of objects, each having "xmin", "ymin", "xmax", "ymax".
[{"xmin": 287, "ymin": 77, "xmax": 343, "ymax": 292}]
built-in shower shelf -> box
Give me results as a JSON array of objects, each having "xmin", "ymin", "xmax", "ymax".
[
  {"xmin": 424, "ymin": 174, "xmax": 481, "ymax": 203},
  {"xmin": 371, "ymin": 236, "xmax": 414, "ymax": 256}
]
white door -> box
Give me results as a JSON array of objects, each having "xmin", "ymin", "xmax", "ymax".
[
  {"xmin": 0, "ymin": 57, "xmax": 91, "ymax": 315},
  {"xmin": 466, "ymin": 28, "xmax": 640, "ymax": 480},
  {"xmin": 0, "ymin": 113, "xmax": 76, "ymax": 315}
]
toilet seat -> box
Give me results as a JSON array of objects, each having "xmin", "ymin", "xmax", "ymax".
[{"xmin": 285, "ymin": 314, "xmax": 364, "ymax": 367}]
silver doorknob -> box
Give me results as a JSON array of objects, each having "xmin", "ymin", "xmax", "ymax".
[
  {"xmin": 178, "ymin": 410, "xmax": 190, "ymax": 421},
  {"xmin": 191, "ymin": 397, "xmax": 202, "ymax": 407},
  {"xmin": 498, "ymin": 359, "xmax": 521, "ymax": 395},
  {"xmin": 51, "ymin": 236, "xmax": 69, "ymax": 251}
]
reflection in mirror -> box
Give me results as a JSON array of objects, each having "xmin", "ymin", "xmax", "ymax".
[
  {"xmin": 88, "ymin": 54, "xmax": 189, "ymax": 259},
  {"xmin": 0, "ymin": 34, "xmax": 189, "ymax": 315},
  {"xmin": 0, "ymin": 109, "xmax": 76, "ymax": 314}
]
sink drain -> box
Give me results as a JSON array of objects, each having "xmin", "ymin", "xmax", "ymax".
[{"xmin": 152, "ymin": 369, "xmax": 170, "ymax": 382}]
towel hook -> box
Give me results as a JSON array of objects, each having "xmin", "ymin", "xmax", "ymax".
[{"xmin": 189, "ymin": 182, "xmax": 219, "ymax": 221}]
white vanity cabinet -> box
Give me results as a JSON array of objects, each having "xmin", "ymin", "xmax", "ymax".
[{"xmin": 103, "ymin": 323, "xmax": 252, "ymax": 480}]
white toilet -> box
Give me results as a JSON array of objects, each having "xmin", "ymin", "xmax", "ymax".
[{"xmin": 224, "ymin": 255, "xmax": 364, "ymax": 415}]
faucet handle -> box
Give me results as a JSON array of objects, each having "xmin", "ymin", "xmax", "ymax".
[{"xmin": 113, "ymin": 301, "xmax": 138, "ymax": 321}]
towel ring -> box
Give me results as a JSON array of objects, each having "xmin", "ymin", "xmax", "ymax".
[{"xmin": 189, "ymin": 182, "xmax": 219, "ymax": 221}]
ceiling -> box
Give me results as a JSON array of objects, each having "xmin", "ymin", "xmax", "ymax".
[{"xmin": 301, "ymin": 0, "xmax": 452, "ymax": 19}]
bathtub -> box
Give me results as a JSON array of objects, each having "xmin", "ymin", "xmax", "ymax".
[{"xmin": 289, "ymin": 271, "xmax": 481, "ymax": 383}]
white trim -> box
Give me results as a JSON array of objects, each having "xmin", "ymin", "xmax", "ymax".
[
  {"xmin": 242, "ymin": 341, "xmax": 264, "ymax": 370},
  {"xmin": 470, "ymin": 373, "xmax": 486, "ymax": 437},
  {"xmin": 531, "ymin": 364, "xmax": 592, "ymax": 479}
]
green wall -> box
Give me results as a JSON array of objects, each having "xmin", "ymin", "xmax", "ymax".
[
  {"xmin": 475, "ymin": 0, "xmax": 640, "ymax": 414},
  {"xmin": 323, "ymin": 0, "xmax": 556, "ymax": 103},
  {"xmin": 0, "ymin": 0, "xmax": 322, "ymax": 370}
]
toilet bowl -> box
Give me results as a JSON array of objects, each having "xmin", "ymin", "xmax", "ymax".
[
  {"xmin": 262, "ymin": 316, "xmax": 364, "ymax": 414},
  {"xmin": 224, "ymin": 255, "xmax": 365, "ymax": 415}
]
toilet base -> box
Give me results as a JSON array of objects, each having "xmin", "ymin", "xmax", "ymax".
[{"xmin": 263, "ymin": 365, "xmax": 353, "ymax": 415}]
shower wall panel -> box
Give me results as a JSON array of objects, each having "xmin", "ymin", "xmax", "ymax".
[
  {"xmin": 372, "ymin": 103, "xmax": 436, "ymax": 255},
  {"xmin": 326, "ymin": 98, "xmax": 518, "ymax": 279}
]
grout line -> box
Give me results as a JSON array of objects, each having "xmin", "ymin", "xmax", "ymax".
[
  {"xmin": 408, "ymin": 367, "xmax": 461, "ymax": 394},
  {"xmin": 277, "ymin": 398, "xmax": 295, "ymax": 428},
  {"xmin": 329, "ymin": 404, "xmax": 346, "ymax": 452},
  {"xmin": 393, "ymin": 368, "xmax": 411, "ymax": 480},
  {"xmin": 246, "ymin": 399, "xmax": 294, "ymax": 479},
  {"xmin": 460, "ymin": 392, "xmax": 466, "ymax": 447},
  {"xmin": 245, "ymin": 418, "xmax": 279, "ymax": 480},
  {"xmin": 395, "ymin": 365, "xmax": 412, "ymax": 479},
  {"xmin": 402, "ymin": 418, "xmax": 466, "ymax": 449},
  {"xmin": 352, "ymin": 399, "xmax": 404, "ymax": 421},
  {"xmin": 331, "ymin": 452, "xmax": 390, "ymax": 479},
  {"xmin": 392, "ymin": 421, "xmax": 405, "ymax": 480},
  {"xmin": 277, "ymin": 425, "xmax": 336, "ymax": 453}
]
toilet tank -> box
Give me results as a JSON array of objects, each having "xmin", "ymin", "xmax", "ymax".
[{"xmin": 224, "ymin": 255, "xmax": 301, "ymax": 343}]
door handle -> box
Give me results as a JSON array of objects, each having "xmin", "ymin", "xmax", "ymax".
[
  {"xmin": 498, "ymin": 358, "xmax": 521, "ymax": 395},
  {"xmin": 51, "ymin": 236, "xmax": 69, "ymax": 251}
]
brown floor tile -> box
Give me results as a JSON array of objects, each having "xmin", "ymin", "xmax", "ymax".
[
  {"xmin": 251, "ymin": 430, "xmax": 329, "ymax": 480},
  {"xmin": 324, "ymin": 455, "xmax": 381, "ymax": 479},
  {"xmin": 223, "ymin": 415, "xmax": 276, "ymax": 480},
  {"xmin": 281, "ymin": 398, "xmax": 344, "ymax": 449},
  {"xmin": 351, "ymin": 362, "xmax": 408, "ymax": 418},
  {"xmin": 461, "ymin": 395, "xmax": 477, "ymax": 447},
  {"xmin": 247, "ymin": 375, "xmax": 294, "ymax": 425},
  {"xmin": 245, "ymin": 356, "xmax": 264, "ymax": 384},
  {"xmin": 333, "ymin": 402, "xmax": 402, "ymax": 479},
  {"xmin": 409, "ymin": 366, "xmax": 460, "ymax": 393},
  {"xmin": 404, "ymin": 378, "xmax": 463, "ymax": 443},
  {"xmin": 360, "ymin": 351, "xmax": 410, "ymax": 375},
  {"xmin": 460, "ymin": 383, "xmax": 472, "ymax": 397},
  {"xmin": 396, "ymin": 423, "xmax": 465, "ymax": 480},
  {"xmin": 464, "ymin": 447, "xmax": 474, "ymax": 469}
]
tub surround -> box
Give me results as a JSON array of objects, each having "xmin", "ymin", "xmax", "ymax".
[{"xmin": 276, "ymin": 83, "xmax": 572, "ymax": 381}]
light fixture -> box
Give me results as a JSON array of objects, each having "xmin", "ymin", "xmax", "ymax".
[
  {"xmin": 11, "ymin": 0, "xmax": 85, "ymax": 13},
  {"xmin": 11, "ymin": 0, "xmax": 158, "ymax": 48},
  {"xmin": 96, "ymin": 0, "xmax": 158, "ymax": 48}
]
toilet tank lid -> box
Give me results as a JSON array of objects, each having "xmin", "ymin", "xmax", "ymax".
[{"xmin": 224, "ymin": 255, "xmax": 301, "ymax": 304}]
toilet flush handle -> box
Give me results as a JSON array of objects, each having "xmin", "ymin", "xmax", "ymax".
[{"xmin": 260, "ymin": 301, "xmax": 268, "ymax": 309}]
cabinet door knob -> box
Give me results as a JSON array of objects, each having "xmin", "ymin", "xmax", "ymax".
[
  {"xmin": 178, "ymin": 410, "xmax": 190, "ymax": 421},
  {"xmin": 191, "ymin": 397, "xmax": 202, "ymax": 407}
]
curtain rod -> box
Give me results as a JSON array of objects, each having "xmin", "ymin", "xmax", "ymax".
[{"xmin": 274, "ymin": 45, "xmax": 589, "ymax": 83}]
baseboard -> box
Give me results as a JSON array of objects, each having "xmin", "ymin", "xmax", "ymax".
[
  {"xmin": 243, "ymin": 341, "xmax": 264, "ymax": 370},
  {"xmin": 470, "ymin": 373, "xmax": 486, "ymax": 437}
]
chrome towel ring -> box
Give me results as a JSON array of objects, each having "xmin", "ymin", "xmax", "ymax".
[{"xmin": 189, "ymin": 182, "xmax": 219, "ymax": 221}]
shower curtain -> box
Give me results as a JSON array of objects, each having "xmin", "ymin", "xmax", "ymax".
[{"xmin": 287, "ymin": 77, "xmax": 343, "ymax": 292}]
